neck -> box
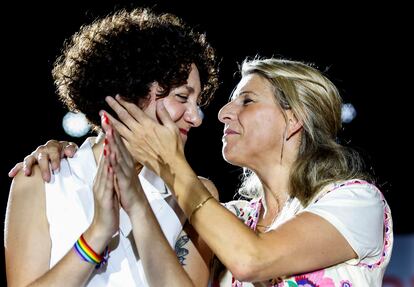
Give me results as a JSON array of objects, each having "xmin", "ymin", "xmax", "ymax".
[
  {"xmin": 252, "ymin": 151, "xmax": 294, "ymax": 227},
  {"xmin": 259, "ymin": 166, "xmax": 290, "ymax": 217},
  {"xmin": 255, "ymin": 134, "xmax": 300, "ymax": 217}
]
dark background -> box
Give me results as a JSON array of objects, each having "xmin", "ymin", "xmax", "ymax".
[{"xmin": 1, "ymin": 0, "xmax": 410, "ymax": 284}]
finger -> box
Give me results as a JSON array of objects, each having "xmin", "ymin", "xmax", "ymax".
[
  {"xmin": 22, "ymin": 155, "xmax": 37, "ymax": 176},
  {"xmin": 156, "ymin": 99, "xmax": 176, "ymax": 130},
  {"xmin": 93, "ymin": 147, "xmax": 106, "ymax": 198},
  {"xmin": 48, "ymin": 151, "xmax": 61, "ymax": 173},
  {"xmin": 106, "ymin": 129, "xmax": 130, "ymax": 177},
  {"xmin": 8, "ymin": 162, "xmax": 23, "ymax": 178},
  {"xmin": 108, "ymin": 149, "xmax": 121, "ymax": 176},
  {"xmin": 113, "ymin": 174, "xmax": 120, "ymax": 201},
  {"xmin": 105, "ymin": 96, "xmax": 145, "ymax": 129},
  {"xmin": 109, "ymin": 143, "xmax": 129, "ymax": 180},
  {"xmin": 100, "ymin": 115, "xmax": 125, "ymax": 174},
  {"xmin": 111, "ymin": 125, "xmax": 134, "ymax": 167},
  {"xmin": 112, "ymin": 174, "xmax": 120, "ymax": 209},
  {"xmin": 114, "ymin": 94, "xmax": 150, "ymax": 124},
  {"xmin": 43, "ymin": 140, "xmax": 62, "ymax": 171},
  {"xmin": 100, "ymin": 110, "xmax": 133, "ymax": 141},
  {"xmin": 102, "ymin": 150, "xmax": 116, "ymax": 206},
  {"xmin": 36, "ymin": 153, "xmax": 52, "ymax": 182},
  {"xmin": 104, "ymin": 160, "xmax": 114, "ymax": 200},
  {"xmin": 61, "ymin": 141, "xmax": 78, "ymax": 157}
]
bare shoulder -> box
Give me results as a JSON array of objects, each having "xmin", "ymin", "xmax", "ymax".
[
  {"xmin": 5, "ymin": 165, "xmax": 46, "ymax": 238},
  {"xmin": 5, "ymin": 166, "xmax": 51, "ymax": 286},
  {"xmin": 8, "ymin": 165, "xmax": 45, "ymax": 205},
  {"xmin": 198, "ymin": 176, "xmax": 219, "ymax": 200}
]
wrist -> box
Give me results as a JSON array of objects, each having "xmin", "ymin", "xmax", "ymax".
[
  {"xmin": 123, "ymin": 194, "xmax": 147, "ymax": 217},
  {"xmin": 164, "ymin": 154, "xmax": 195, "ymax": 187},
  {"xmin": 165, "ymin": 160, "xmax": 212, "ymax": 217},
  {"xmin": 85, "ymin": 224, "xmax": 113, "ymax": 253},
  {"xmin": 74, "ymin": 231, "xmax": 110, "ymax": 269},
  {"xmin": 120, "ymin": 183, "xmax": 148, "ymax": 216}
]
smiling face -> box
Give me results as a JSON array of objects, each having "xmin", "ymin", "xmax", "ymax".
[
  {"xmin": 143, "ymin": 64, "xmax": 203, "ymax": 144},
  {"xmin": 218, "ymin": 73, "xmax": 290, "ymax": 170}
]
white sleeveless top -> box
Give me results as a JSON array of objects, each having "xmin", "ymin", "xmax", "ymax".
[{"xmin": 45, "ymin": 138, "xmax": 183, "ymax": 286}]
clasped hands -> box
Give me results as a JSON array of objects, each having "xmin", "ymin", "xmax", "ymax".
[{"xmin": 102, "ymin": 95, "xmax": 185, "ymax": 181}]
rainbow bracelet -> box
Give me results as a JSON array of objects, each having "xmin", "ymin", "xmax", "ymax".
[{"xmin": 73, "ymin": 234, "xmax": 109, "ymax": 269}]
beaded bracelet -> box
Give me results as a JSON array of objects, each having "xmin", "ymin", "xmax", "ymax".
[
  {"xmin": 188, "ymin": 195, "xmax": 214, "ymax": 224},
  {"xmin": 73, "ymin": 234, "xmax": 110, "ymax": 269}
]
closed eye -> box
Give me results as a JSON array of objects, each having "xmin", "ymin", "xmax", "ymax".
[
  {"xmin": 175, "ymin": 94, "xmax": 189, "ymax": 103},
  {"xmin": 243, "ymin": 98, "xmax": 254, "ymax": 105}
]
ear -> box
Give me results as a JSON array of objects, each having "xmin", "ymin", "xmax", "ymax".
[
  {"xmin": 141, "ymin": 82, "xmax": 164, "ymax": 109},
  {"xmin": 149, "ymin": 81, "xmax": 165, "ymax": 95},
  {"xmin": 285, "ymin": 110, "xmax": 303, "ymax": 141}
]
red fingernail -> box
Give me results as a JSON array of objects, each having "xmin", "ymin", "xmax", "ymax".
[
  {"xmin": 104, "ymin": 147, "xmax": 107, "ymax": 157},
  {"xmin": 101, "ymin": 112, "xmax": 110, "ymax": 125},
  {"xmin": 104, "ymin": 138, "xmax": 108, "ymax": 145}
]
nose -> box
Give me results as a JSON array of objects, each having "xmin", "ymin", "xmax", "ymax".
[
  {"xmin": 218, "ymin": 101, "xmax": 235, "ymax": 123},
  {"xmin": 184, "ymin": 104, "xmax": 203, "ymax": 127}
]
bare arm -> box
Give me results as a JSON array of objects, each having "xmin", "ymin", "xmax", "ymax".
[
  {"xmin": 103, "ymin": 120, "xmax": 217, "ymax": 286},
  {"xmin": 146, "ymin": 146, "xmax": 356, "ymax": 282},
  {"xmin": 103, "ymin": 96, "xmax": 356, "ymax": 282},
  {"xmin": 181, "ymin": 178, "xmax": 219, "ymax": 285},
  {"xmin": 5, "ymin": 152, "xmax": 116, "ymax": 286}
]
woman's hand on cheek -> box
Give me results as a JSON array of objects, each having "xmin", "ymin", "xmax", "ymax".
[{"xmin": 102, "ymin": 96, "xmax": 184, "ymax": 177}]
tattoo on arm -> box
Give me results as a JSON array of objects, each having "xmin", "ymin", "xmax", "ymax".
[{"xmin": 175, "ymin": 235, "xmax": 190, "ymax": 266}]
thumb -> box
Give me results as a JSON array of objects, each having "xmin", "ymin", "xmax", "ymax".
[{"xmin": 156, "ymin": 99, "xmax": 175, "ymax": 129}]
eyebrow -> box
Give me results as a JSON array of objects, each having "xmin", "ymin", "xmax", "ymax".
[
  {"xmin": 231, "ymin": 90, "xmax": 259, "ymax": 100},
  {"xmin": 183, "ymin": 85, "xmax": 195, "ymax": 94}
]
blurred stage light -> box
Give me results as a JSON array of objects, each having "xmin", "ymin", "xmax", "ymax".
[
  {"xmin": 341, "ymin": 103, "xmax": 357, "ymax": 123},
  {"xmin": 62, "ymin": 111, "xmax": 91, "ymax": 137}
]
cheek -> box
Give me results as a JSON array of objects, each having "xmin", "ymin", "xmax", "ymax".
[
  {"xmin": 163, "ymin": 99, "xmax": 185, "ymax": 122},
  {"xmin": 242, "ymin": 111, "xmax": 284, "ymax": 149}
]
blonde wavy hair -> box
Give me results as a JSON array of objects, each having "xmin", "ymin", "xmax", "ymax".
[{"xmin": 237, "ymin": 58, "xmax": 369, "ymax": 206}]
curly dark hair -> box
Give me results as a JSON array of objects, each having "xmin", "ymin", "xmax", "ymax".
[{"xmin": 52, "ymin": 8, "xmax": 219, "ymax": 130}]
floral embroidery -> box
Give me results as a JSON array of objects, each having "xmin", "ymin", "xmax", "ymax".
[
  {"xmin": 292, "ymin": 269, "xmax": 335, "ymax": 287},
  {"xmin": 353, "ymin": 182, "xmax": 392, "ymax": 269},
  {"xmin": 340, "ymin": 279, "xmax": 352, "ymax": 287},
  {"xmin": 231, "ymin": 199, "xmax": 262, "ymax": 287}
]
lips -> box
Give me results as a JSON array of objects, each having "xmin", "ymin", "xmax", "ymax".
[
  {"xmin": 179, "ymin": 128, "xmax": 188, "ymax": 135},
  {"xmin": 223, "ymin": 128, "xmax": 239, "ymax": 136}
]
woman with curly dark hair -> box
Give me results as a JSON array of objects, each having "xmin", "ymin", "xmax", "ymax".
[{"xmin": 5, "ymin": 7, "xmax": 219, "ymax": 286}]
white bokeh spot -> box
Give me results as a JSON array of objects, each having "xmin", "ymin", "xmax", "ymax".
[
  {"xmin": 62, "ymin": 112, "xmax": 91, "ymax": 137},
  {"xmin": 341, "ymin": 103, "xmax": 357, "ymax": 124}
]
